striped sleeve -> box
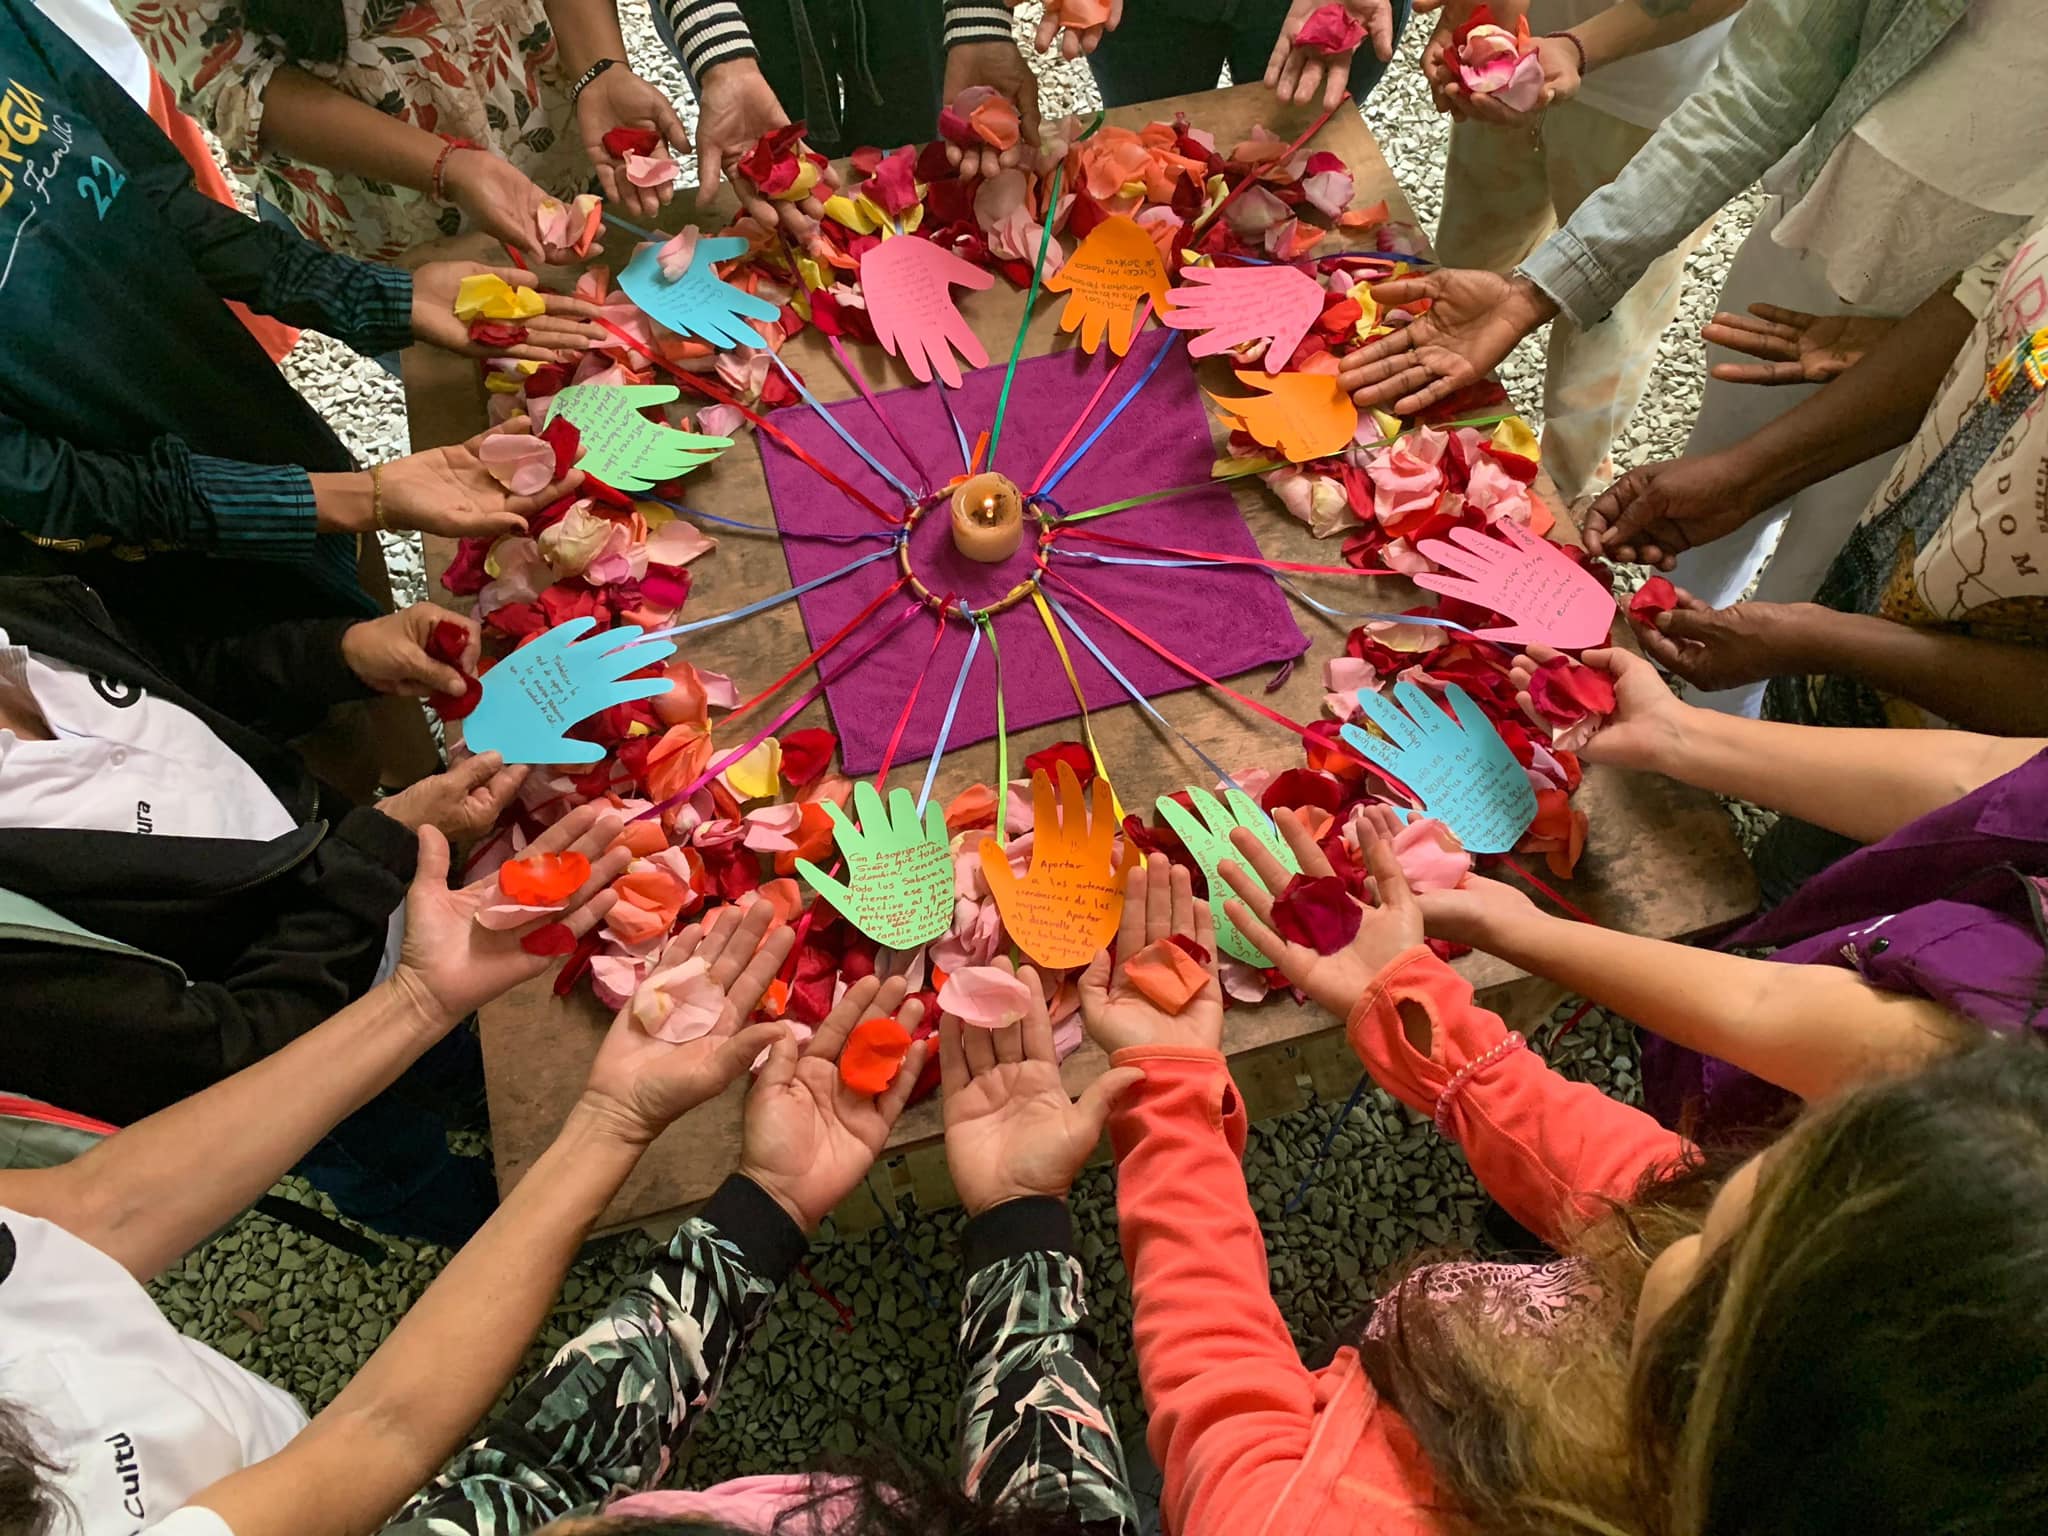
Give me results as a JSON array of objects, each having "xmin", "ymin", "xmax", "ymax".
[
  {"xmin": 943, "ymin": 1, "xmax": 1016, "ymax": 48},
  {"xmin": 662, "ymin": 0, "xmax": 758, "ymax": 80},
  {"xmin": 251, "ymin": 242, "xmax": 415, "ymax": 357},
  {"xmin": 185, "ymin": 456, "xmax": 319, "ymax": 561}
]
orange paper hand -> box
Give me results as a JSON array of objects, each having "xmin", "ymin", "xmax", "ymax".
[
  {"xmin": 980, "ymin": 764, "xmax": 1135, "ymax": 970},
  {"xmin": 1206, "ymin": 369, "xmax": 1359, "ymax": 462},
  {"xmin": 1043, "ymin": 215, "xmax": 1170, "ymax": 355}
]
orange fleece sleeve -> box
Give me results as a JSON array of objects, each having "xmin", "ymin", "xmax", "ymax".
[{"xmin": 1347, "ymin": 947, "xmax": 1694, "ymax": 1246}]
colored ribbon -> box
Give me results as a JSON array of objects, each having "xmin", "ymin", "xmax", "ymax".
[
  {"xmin": 917, "ymin": 622, "xmax": 983, "ymax": 813},
  {"xmin": 1035, "ymin": 331, "xmax": 1185, "ymax": 498},
  {"xmin": 1054, "ymin": 526, "xmax": 1399, "ymax": 578},
  {"xmin": 590, "ymin": 315, "xmax": 904, "ymax": 524},
  {"xmin": 1027, "ymin": 588, "xmax": 1124, "ymax": 822},
  {"xmin": 643, "ymin": 495, "xmax": 896, "ymax": 544},
  {"xmin": 980, "ymin": 613, "xmax": 1011, "ymax": 835},
  {"xmin": 939, "ymin": 385, "xmax": 975, "ymax": 474},
  {"xmin": 1275, "ymin": 575, "xmax": 1471, "ymax": 630},
  {"xmin": 722, "ymin": 574, "xmax": 911, "ymax": 727},
  {"xmin": 1049, "ymin": 461, "xmax": 1281, "ymax": 525},
  {"xmin": 1026, "ymin": 301, "xmax": 1156, "ymax": 491},
  {"xmin": 768, "ymin": 352, "xmax": 921, "ymax": 504},
  {"xmin": 874, "ymin": 602, "xmax": 953, "ymax": 786},
  {"xmin": 1041, "ymin": 591, "xmax": 1244, "ymax": 794},
  {"xmin": 827, "ymin": 333, "xmax": 936, "ymax": 493},
  {"xmin": 632, "ymin": 545, "xmax": 897, "ymax": 643}
]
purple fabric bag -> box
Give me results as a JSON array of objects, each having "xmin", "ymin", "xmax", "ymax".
[{"xmin": 1642, "ymin": 749, "xmax": 2048, "ymax": 1133}]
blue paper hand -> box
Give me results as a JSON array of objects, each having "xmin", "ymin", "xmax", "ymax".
[
  {"xmin": 1155, "ymin": 786, "xmax": 1299, "ymax": 965},
  {"xmin": 1339, "ymin": 681, "xmax": 1536, "ymax": 854},
  {"xmin": 617, "ymin": 232, "xmax": 782, "ymax": 350},
  {"xmin": 465, "ymin": 618, "xmax": 677, "ymax": 765}
]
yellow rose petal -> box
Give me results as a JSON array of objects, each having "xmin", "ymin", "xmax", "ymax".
[{"xmin": 722, "ymin": 738, "xmax": 783, "ymax": 801}]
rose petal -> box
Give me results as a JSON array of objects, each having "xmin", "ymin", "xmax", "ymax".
[
  {"xmin": 1628, "ymin": 576, "xmax": 1679, "ymax": 624},
  {"xmin": 1270, "ymin": 873, "xmax": 1362, "ymax": 954},
  {"xmin": 625, "ymin": 152, "xmax": 680, "ymax": 189},
  {"xmin": 499, "ymin": 850, "xmax": 592, "ymax": 905},
  {"xmin": 937, "ymin": 965, "xmax": 1035, "ymax": 1029},
  {"xmin": 1388, "ymin": 817, "xmax": 1471, "ymax": 894},
  {"xmin": 478, "ymin": 433, "xmax": 558, "ymax": 496},
  {"xmin": 631, "ymin": 954, "xmax": 727, "ymax": 1043},
  {"xmin": 839, "ymin": 1015, "xmax": 913, "ymax": 1095},
  {"xmin": 1125, "ymin": 937, "xmax": 1211, "ymax": 1015},
  {"xmin": 519, "ymin": 921, "xmax": 581, "ymax": 956}
]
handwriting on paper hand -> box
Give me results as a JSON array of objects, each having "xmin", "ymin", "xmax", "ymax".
[
  {"xmin": 861, "ymin": 236, "xmax": 994, "ymax": 389},
  {"xmin": 1162, "ymin": 264, "xmax": 1326, "ymax": 374},
  {"xmin": 1339, "ymin": 681, "xmax": 1535, "ymax": 853},
  {"xmin": 1156, "ymin": 786, "xmax": 1301, "ymax": 964},
  {"xmin": 1206, "ymin": 369, "xmax": 1359, "ymax": 462},
  {"xmin": 981, "ymin": 763, "xmax": 1134, "ymax": 969},
  {"xmin": 545, "ymin": 384, "xmax": 732, "ymax": 493},
  {"xmin": 1412, "ymin": 520, "xmax": 1617, "ymax": 648},
  {"xmin": 795, "ymin": 781, "xmax": 955, "ymax": 950},
  {"xmin": 466, "ymin": 618, "xmax": 675, "ymax": 765},
  {"xmin": 616, "ymin": 231, "xmax": 783, "ymax": 351},
  {"xmin": 1043, "ymin": 215, "xmax": 1170, "ymax": 356}
]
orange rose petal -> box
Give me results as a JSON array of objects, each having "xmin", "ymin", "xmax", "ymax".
[
  {"xmin": 1124, "ymin": 938, "xmax": 1210, "ymax": 1016},
  {"xmin": 499, "ymin": 850, "xmax": 592, "ymax": 905},
  {"xmin": 839, "ymin": 1015, "xmax": 913, "ymax": 1096}
]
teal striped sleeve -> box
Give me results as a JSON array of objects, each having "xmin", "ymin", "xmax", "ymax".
[{"xmin": 252, "ymin": 243, "xmax": 415, "ymax": 358}]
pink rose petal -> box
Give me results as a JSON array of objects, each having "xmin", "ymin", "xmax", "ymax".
[
  {"xmin": 625, "ymin": 152, "xmax": 680, "ymax": 189},
  {"xmin": 742, "ymin": 802, "xmax": 805, "ymax": 852},
  {"xmin": 937, "ymin": 964, "xmax": 1035, "ymax": 1029},
  {"xmin": 477, "ymin": 433, "xmax": 557, "ymax": 496},
  {"xmin": 658, "ymin": 227, "xmax": 700, "ymax": 281},
  {"xmin": 631, "ymin": 955, "xmax": 726, "ymax": 1043},
  {"xmin": 1389, "ymin": 816, "xmax": 1472, "ymax": 894}
]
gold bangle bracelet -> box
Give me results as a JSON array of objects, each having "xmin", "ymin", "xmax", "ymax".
[{"xmin": 370, "ymin": 463, "xmax": 388, "ymax": 533}]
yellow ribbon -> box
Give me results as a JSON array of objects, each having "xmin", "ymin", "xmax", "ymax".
[{"xmin": 1029, "ymin": 588, "xmax": 1125, "ymax": 823}]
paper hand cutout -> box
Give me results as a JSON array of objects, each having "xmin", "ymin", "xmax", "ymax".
[
  {"xmin": 1412, "ymin": 520, "xmax": 1618, "ymax": 648},
  {"xmin": 1155, "ymin": 786, "xmax": 1301, "ymax": 965},
  {"xmin": 981, "ymin": 763, "xmax": 1134, "ymax": 969},
  {"xmin": 795, "ymin": 782, "xmax": 955, "ymax": 951},
  {"xmin": 545, "ymin": 384, "xmax": 732, "ymax": 493},
  {"xmin": 617, "ymin": 232, "xmax": 782, "ymax": 350},
  {"xmin": 860, "ymin": 236, "xmax": 994, "ymax": 389},
  {"xmin": 1206, "ymin": 369, "xmax": 1360, "ymax": 462},
  {"xmin": 1162, "ymin": 265, "xmax": 1327, "ymax": 374},
  {"xmin": 1340, "ymin": 681, "xmax": 1536, "ymax": 854},
  {"xmin": 1043, "ymin": 215, "xmax": 1171, "ymax": 356},
  {"xmin": 465, "ymin": 618, "xmax": 676, "ymax": 765}
]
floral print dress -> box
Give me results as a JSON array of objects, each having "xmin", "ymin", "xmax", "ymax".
[{"xmin": 118, "ymin": 0, "xmax": 591, "ymax": 262}]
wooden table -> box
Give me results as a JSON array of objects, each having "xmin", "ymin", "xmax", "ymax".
[{"xmin": 405, "ymin": 83, "xmax": 1757, "ymax": 1233}]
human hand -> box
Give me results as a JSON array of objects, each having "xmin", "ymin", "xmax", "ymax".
[
  {"xmin": 1031, "ymin": 0, "xmax": 1123, "ymax": 60},
  {"xmin": 436, "ymin": 151, "xmax": 561, "ymax": 267},
  {"xmin": 941, "ymin": 41, "xmax": 1041, "ymax": 180},
  {"xmin": 1078, "ymin": 853, "xmax": 1227, "ymax": 1055},
  {"xmin": 980, "ymin": 764, "xmax": 1136, "ymax": 970},
  {"xmin": 1418, "ymin": 0, "xmax": 1530, "ymax": 116},
  {"xmin": 1154, "ymin": 787, "xmax": 1299, "ymax": 964},
  {"xmin": 1216, "ymin": 808, "xmax": 1424, "ymax": 1019},
  {"xmin": 374, "ymin": 416, "xmax": 584, "ymax": 541},
  {"xmin": 737, "ymin": 975, "xmax": 932, "ymax": 1232},
  {"xmin": 1338, "ymin": 269, "xmax": 1556, "ymax": 415},
  {"xmin": 574, "ymin": 64, "xmax": 692, "ymax": 221},
  {"xmin": 1267, "ymin": 0, "xmax": 1397, "ymax": 110},
  {"xmin": 579, "ymin": 903, "xmax": 795, "ymax": 1146},
  {"xmin": 1581, "ymin": 453, "xmax": 1764, "ymax": 571},
  {"xmin": 794, "ymin": 782, "xmax": 954, "ymax": 949},
  {"xmin": 943, "ymin": 958, "xmax": 1144, "ymax": 1215},
  {"xmin": 410, "ymin": 262, "xmax": 607, "ymax": 363},
  {"xmin": 375, "ymin": 751, "xmax": 532, "ymax": 843},
  {"xmin": 1509, "ymin": 643, "xmax": 1688, "ymax": 770},
  {"xmin": 695, "ymin": 59, "xmax": 837, "ymax": 247},
  {"xmin": 1413, "ymin": 871, "xmax": 1536, "ymax": 948},
  {"xmin": 390, "ymin": 803, "xmax": 628, "ymax": 1029},
  {"xmin": 1632, "ymin": 595, "xmax": 1819, "ymax": 695},
  {"xmin": 341, "ymin": 602, "xmax": 480, "ymax": 699},
  {"xmin": 464, "ymin": 617, "xmax": 676, "ymax": 767},
  {"xmin": 1451, "ymin": 31, "xmax": 1581, "ymax": 125},
  {"xmin": 1702, "ymin": 304, "xmax": 1897, "ymax": 386}
]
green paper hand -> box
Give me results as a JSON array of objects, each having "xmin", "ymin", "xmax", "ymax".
[
  {"xmin": 544, "ymin": 383, "xmax": 733, "ymax": 493},
  {"xmin": 1155, "ymin": 786, "xmax": 1300, "ymax": 965},
  {"xmin": 795, "ymin": 782, "xmax": 955, "ymax": 951}
]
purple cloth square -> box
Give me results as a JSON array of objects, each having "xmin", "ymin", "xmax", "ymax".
[{"xmin": 757, "ymin": 330, "xmax": 1309, "ymax": 775}]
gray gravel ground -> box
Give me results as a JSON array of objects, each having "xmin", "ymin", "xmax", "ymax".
[{"xmin": 151, "ymin": 6, "xmax": 1762, "ymax": 1482}]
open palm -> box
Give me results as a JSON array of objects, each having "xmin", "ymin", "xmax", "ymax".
[
  {"xmin": 737, "ymin": 975, "xmax": 930, "ymax": 1231},
  {"xmin": 1338, "ymin": 269, "xmax": 1533, "ymax": 415},
  {"xmin": 942, "ymin": 960, "xmax": 1143, "ymax": 1215},
  {"xmin": 1079, "ymin": 853, "xmax": 1225, "ymax": 1055}
]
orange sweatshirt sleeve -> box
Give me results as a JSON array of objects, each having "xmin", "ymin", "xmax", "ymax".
[
  {"xmin": 1346, "ymin": 947, "xmax": 1694, "ymax": 1247},
  {"xmin": 1106, "ymin": 1046, "xmax": 1438, "ymax": 1536}
]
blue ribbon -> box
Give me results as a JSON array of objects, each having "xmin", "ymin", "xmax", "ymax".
[
  {"xmin": 767, "ymin": 353, "xmax": 920, "ymax": 505},
  {"xmin": 1040, "ymin": 591, "xmax": 1244, "ymax": 794},
  {"xmin": 644, "ymin": 496, "xmax": 896, "ymax": 544},
  {"xmin": 1046, "ymin": 548, "xmax": 1471, "ymax": 632},
  {"xmin": 1035, "ymin": 333, "xmax": 1184, "ymax": 499},
  {"xmin": 939, "ymin": 386, "xmax": 974, "ymax": 473},
  {"xmin": 636, "ymin": 546, "xmax": 896, "ymax": 642},
  {"xmin": 915, "ymin": 624, "xmax": 983, "ymax": 814}
]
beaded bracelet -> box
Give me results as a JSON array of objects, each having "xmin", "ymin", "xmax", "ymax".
[
  {"xmin": 370, "ymin": 462, "xmax": 388, "ymax": 533},
  {"xmin": 1433, "ymin": 1031, "xmax": 1525, "ymax": 1134},
  {"xmin": 430, "ymin": 136, "xmax": 483, "ymax": 204},
  {"xmin": 1545, "ymin": 30, "xmax": 1587, "ymax": 77}
]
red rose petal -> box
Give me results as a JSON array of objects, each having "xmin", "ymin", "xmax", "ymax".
[
  {"xmin": 779, "ymin": 727, "xmax": 837, "ymax": 787},
  {"xmin": 519, "ymin": 921, "xmax": 580, "ymax": 956},
  {"xmin": 601, "ymin": 125, "xmax": 662, "ymax": 159},
  {"xmin": 498, "ymin": 850, "xmax": 592, "ymax": 905},
  {"xmin": 1024, "ymin": 741, "xmax": 1094, "ymax": 789},
  {"xmin": 1628, "ymin": 576, "xmax": 1679, "ymax": 624},
  {"xmin": 1269, "ymin": 873, "xmax": 1363, "ymax": 955},
  {"xmin": 1261, "ymin": 767, "xmax": 1344, "ymax": 816},
  {"xmin": 429, "ymin": 672, "xmax": 484, "ymax": 722},
  {"xmin": 1525, "ymin": 655, "xmax": 1617, "ymax": 727}
]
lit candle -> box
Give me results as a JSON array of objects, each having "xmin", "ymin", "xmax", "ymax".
[{"xmin": 948, "ymin": 471, "xmax": 1025, "ymax": 564}]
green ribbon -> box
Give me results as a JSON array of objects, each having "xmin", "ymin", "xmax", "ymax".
[
  {"xmin": 1054, "ymin": 461, "xmax": 1281, "ymax": 525},
  {"xmin": 979, "ymin": 612, "xmax": 1010, "ymax": 835}
]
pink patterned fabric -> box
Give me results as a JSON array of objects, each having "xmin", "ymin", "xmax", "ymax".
[{"xmin": 1366, "ymin": 1257, "xmax": 1596, "ymax": 1340}]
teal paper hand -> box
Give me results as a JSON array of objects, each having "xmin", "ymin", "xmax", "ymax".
[
  {"xmin": 1339, "ymin": 681, "xmax": 1536, "ymax": 854},
  {"xmin": 617, "ymin": 233, "xmax": 782, "ymax": 350},
  {"xmin": 795, "ymin": 782, "xmax": 954, "ymax": 950},
  {"xmin": 465, "ymin": 618, "xmax": 676, "ymax": 765},
  {"xmin": 545, "ymin": 383, "xmax": 732, "ymax": 493},
  {"xmin": 1155, "ymin": 786, "xmax": 1299, "ymax": 965}
]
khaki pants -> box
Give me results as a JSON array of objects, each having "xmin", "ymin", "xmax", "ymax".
[{"xmin": 1434, "ymin": 102, "xmax": 1712, "ymax": 503}]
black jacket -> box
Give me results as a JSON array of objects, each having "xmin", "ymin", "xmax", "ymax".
[{"xmin": 0, "ymin": 577, "xmax": 416, "ymax": 1124}]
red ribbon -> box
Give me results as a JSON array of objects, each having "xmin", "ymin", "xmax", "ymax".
[
  {"xmin": 723, "ymin": 574, "xmax": 911, "ymax": 727},
  {"xmin": 1054, "ymin": 525, "xmax": 1399, "ymax": 578}
]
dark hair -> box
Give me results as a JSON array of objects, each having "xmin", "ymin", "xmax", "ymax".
[
  {"xmin": 539, "ymin": 1449, "xmax": 1117, "ymax": 1535},
  {"xmin": 0, "ymin": 1399, "xmax": 68, "ymax": 1536},
  {"xmin": 242, "ymin": 0, "xmax": 350, "ymax": 64}
]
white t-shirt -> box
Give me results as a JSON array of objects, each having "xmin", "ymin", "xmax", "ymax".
[
  {"xmin": 0, "ymin": 1209, "xmax": 306, "ymax": 1536},
  {"xmin": 1530, "ymin": 0, "xmax": 1735, "ymax": 131},
  {"xmin": 33, "ymin": 0, "xmax": 153, "ymax": 109},
  {"xmin": 0, "ymin": 634, "xmax": 298, "ymax": 843}
]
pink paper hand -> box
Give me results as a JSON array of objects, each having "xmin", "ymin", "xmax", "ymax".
[
  {"xmin": 1412, "ymin": 520, "xmax": 1618, "ymax": 649},
  {"xmin": 1162, "ymin": 264, "xmax": 1326, "ymax": 373},
  {"xmin": 860, "ymin": 237, "xmax": 995, "ymax": 388}
]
